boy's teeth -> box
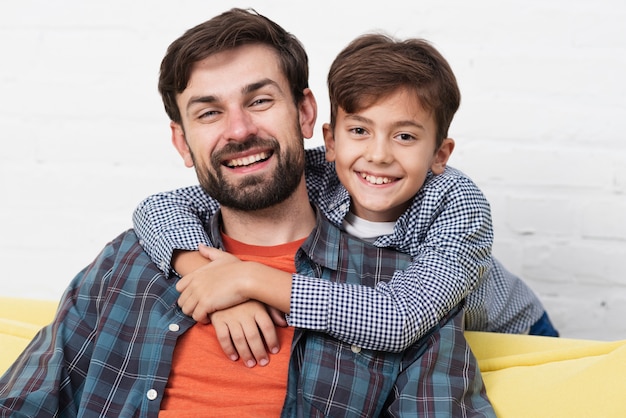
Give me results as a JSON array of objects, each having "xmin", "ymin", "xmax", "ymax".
[
  {"xmin": 226, "ymin": 152, "xmax": 269, "ymax": 167},
  {"xmin": 361, "ymin": 172, "xmax": 393, "ymax": 185}
]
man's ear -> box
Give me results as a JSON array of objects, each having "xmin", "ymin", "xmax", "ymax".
[
  {"xmin": 322, "ymin": 123, "xmax": 336, "ymax": 162},
  {"xmin": 298, "ymin": 88, "xmax": 318, "ymax": 139},
  {"xmin": 170, "ymin": 121, "xmax": 194, "ymax": 168},
  {"xmin": 431, "ymin": 138, "xmax": 455, "ymax": 175}
]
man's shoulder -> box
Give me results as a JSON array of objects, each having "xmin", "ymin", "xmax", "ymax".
[{"xmin": 87, "ymin": 229, "xmax": 162, "ymax": 278}]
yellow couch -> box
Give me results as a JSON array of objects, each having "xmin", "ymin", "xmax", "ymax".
[{"xmin": 2, "ymin": 297, "xmax": 625, "ymax": 417}]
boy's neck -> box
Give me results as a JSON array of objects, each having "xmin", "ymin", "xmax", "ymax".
[
  {"xmin": 343, "ymin": 211, "xmax": 396, "ymax": 243},
  {"xmin": 220, "ymin": 181, "xmax": 316, "ymax": 247}
]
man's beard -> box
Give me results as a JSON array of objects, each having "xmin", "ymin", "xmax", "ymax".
[{"xmin": 192, "ymin": 135, "xmax": 306, "ymax": 211}]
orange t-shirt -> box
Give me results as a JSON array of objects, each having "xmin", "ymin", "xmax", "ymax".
[{"xmin": 159, "ymin": 235, "xmax": 305, "ymax": 417}]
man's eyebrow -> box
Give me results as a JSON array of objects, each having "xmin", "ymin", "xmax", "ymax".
[
  {"xmin": 187, "ymin": 95, "xmax": 217, "ymax": 111},
  {"xmin": 186, "ymin": 78, "xmax": 282, "ymax": 111},
  {"xmin": 242, "ymin": 78, "xmax": 281, "ymax": 95}
]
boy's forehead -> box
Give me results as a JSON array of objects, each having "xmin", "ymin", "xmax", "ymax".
[{"xmin": 341, "ymin": 89, "xmax": 432, "ymax": 121}]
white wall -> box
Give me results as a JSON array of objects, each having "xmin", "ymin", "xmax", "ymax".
[{"xmin": 1, "ymin": 0, "xmax": 625, "ymax": 340}]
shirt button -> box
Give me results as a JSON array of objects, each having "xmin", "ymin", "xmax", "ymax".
[
  {"xmin": 146, "ymin": 389, "xmax": 158, "ymax": 400},
  {"xmin": 169, "ymin": 323, "xmax": 180, "ymax": 332},
  {"xmin": 351, "ymin": 345, "xmax": 361, "ymax": 354},
  {"xmin": 340, "ymin": 203, "xmax": 349, "ymax": 212}
]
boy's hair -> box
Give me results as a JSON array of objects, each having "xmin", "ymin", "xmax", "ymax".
[
  {"xmin": 328, "ymin": 34, "xmax": 460, "ymax": 147},
  {"xmin": 159, "ymin": 8, "xmax": 309, "ymax": 124}
]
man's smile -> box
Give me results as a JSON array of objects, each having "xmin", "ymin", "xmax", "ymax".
[{"xmin": 224, "ymin": 151, "xmax": 272, "ymax": 168}]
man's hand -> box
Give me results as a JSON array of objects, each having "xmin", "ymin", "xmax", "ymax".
[{"xmin": 211, "ymin": 300, "xmax": 282, "ymax": 367}]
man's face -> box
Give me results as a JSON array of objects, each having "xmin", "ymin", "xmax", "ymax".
[
  {"xmin": 324, "ymin": 88, "xmax": 454, "ymax": 222},
  {"xmin": 172, "ymin": 44, "xmax": 315, "ymax": 211}
]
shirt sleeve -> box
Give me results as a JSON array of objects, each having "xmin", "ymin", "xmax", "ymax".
[
  {"xmin": 132, "ymin": 185, "xmax": 219, "ymax": 276},
  {"xmin": 0, "ymin": 236, "xmax": 120, "ymax": 415},
  {"xmin": 289, "ymin": 173, "xmax": 493, "ymax": 352}
]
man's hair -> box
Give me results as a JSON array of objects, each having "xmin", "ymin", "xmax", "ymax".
[
  {"xmin": 159, "ymin": 8, "xmax": 309, "ymax": 124},
  {"xmin": 327, "ymin": 34, "xmax": 460, "ymax": 147}
]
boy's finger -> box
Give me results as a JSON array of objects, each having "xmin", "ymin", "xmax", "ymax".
[
  {"xmin": 257, "ymin": 312, "xmax": 280, "ymax": 354},
  {"xmin": 213, "ymin": 320, "xmax": 240, "ymax": 362},
  {"xmin": 241, "ymin": 320, "xmax": 270, "ymax": 367},
  {"xmin": 228, "ymin": 323, "xmax": 257, "ymax": 367}
]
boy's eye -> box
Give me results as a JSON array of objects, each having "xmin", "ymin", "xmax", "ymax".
[
  {"xmin": 349, "ymin": 127, "xmax": 368, "ymax": 136},
  {"xmin": 396, "ymin": 133, "xmax": 416, "ymax": 142}
]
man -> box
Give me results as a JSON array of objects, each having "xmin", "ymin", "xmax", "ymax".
[{"xmin": 0, "ymin": 8, "xmax": 494, "ymax": 416}]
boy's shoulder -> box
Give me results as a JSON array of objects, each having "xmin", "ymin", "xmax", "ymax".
[
  {"xmin": 305, "ymin": 145, "xmax": 327, "ymax": 163},
  {"xmin": 426, "ymin": 165, "xmax": 480, "ymax": 191}
]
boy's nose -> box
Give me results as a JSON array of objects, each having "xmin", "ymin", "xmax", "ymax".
[{"xmin": 365, "ymin": 137, "xmax": 393, "ymax": 164}]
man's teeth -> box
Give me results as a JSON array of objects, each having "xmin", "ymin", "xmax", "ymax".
[
  {"xmin": 226, "ymin": 152, "xmax": 269, "ymax": 168},
  {"xmin": 361, "ymin": 172, "xmax": 394, "ymax": 185}
]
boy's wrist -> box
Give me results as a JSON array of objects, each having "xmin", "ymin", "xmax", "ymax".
[{"xmin": 239, "ymin": 262, "xmax": 258, "ymax": 300}]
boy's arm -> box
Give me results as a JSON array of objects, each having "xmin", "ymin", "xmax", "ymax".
[
  {"xmin": 132, "ymin": 185, "xmax": 218, "ymax": 276},
  {"xmin": 287, "ymin": 175, "xmax": 493, "ymax": 352}
]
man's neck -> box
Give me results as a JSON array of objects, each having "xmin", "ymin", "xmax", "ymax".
[{"xmin": 220, "ymin": 183, "xmax": 316, "ymax": 246}]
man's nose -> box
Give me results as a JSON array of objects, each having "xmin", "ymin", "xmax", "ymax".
[{"xmin": 225, "ymin": 108, "xmax": 258, "ymax": 141}]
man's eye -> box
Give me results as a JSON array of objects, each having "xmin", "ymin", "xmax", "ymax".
[
  {"xmin": 251, "ymin": 98, "xmax": 272, "ymax": 107},
  {"xmin": 199, "ymin": 110, "xmax": 218, "ymax": 119}
]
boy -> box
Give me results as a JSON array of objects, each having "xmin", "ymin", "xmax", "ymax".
[{"xmin": 134, "ymin": 33, "xmax": 556, "ymax": 367}]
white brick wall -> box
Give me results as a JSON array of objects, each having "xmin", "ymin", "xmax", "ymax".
[{"xmin": 1, "ymin": 0, "xmax": 625, "ymax": 340}]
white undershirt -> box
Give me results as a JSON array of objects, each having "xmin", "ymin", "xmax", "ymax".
[{"xmin": 342, "ymin": 211, "xmax": 396, "ymax": 243}]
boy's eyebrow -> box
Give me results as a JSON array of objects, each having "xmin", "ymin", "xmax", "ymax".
[
  {"xmin": 345, "ymin": 113, "xmax": 427, "ymax": 131},
  {"xmin": 186, "ymin": 78, "xmax": 281, "ymax": 110}
]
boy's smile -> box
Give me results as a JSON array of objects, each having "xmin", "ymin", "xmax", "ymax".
[{"xmin": 324, "ymin": 88, "xmax": 454, "ymax": 222}]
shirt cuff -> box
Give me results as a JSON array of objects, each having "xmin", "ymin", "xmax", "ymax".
[{"xmin": 286, "ymin": 274, "xmax": 331, "ymax": 331}]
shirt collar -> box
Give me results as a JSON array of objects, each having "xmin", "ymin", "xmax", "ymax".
[{"xmin": 207, "ymin": 206, "xmax": 340, "ymax": 271}]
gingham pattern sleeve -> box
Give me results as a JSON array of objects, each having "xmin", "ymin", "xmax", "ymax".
[{"xmin": 132, "ymin": 185, "xmax": 219, "ymax": 276}]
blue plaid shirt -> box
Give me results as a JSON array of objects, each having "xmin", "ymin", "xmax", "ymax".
[
  {"xmin": 0, "ymin": 212, "xmax": 494, "ymax": 417},
  {"xmin": 133, "ymin": 147, "xmax": 546, "ymax": 352}
]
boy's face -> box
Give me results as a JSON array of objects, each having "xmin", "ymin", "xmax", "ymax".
[{"xmin": 324, "ymin": 88, "xmax": 454, "ymax": 222}]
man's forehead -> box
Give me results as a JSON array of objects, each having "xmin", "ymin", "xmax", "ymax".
[{"xmin": 182, "ymin": 44, "xmax": 286, "ymax": 96}]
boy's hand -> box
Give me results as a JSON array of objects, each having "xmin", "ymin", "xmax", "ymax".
[
  {"xmin": 211, "ymin": 300, "xmax": 280, "ymax": 367},
  {"xmin": 176, "ymin": 247, "xmax": 251, "ymax": 321}
]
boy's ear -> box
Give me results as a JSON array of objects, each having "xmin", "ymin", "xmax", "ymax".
[
  {"xmin": 322, "ymin": 123, "xmax": 336, "ymax": 162},
  {"xmin": 298, "ymin": 88, "xmax": 317, "ymax": 139},
  {"xmin": 431, "ymin": 138, "xmax": 455, "ymax": 175},
  {"xmin": 171, "ymin": 121, "xmax": 194, "ymax": 168}
]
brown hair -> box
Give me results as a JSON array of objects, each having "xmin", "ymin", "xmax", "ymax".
[
  {"xmin": 158, "ymin": 8, "xmax": 309, "ymax": 124},
  {"xmin": 327, "ymin": 34, "xmax": 460, "ymax": 147}
]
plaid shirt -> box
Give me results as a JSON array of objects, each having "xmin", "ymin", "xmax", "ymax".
[
  {"xmin": 0, "ymin": 213, "xmax": 494, "ymax": 417},
  {"xmin": 133, "ymin": 147, "xmax": 545, "ymax": 351}
]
